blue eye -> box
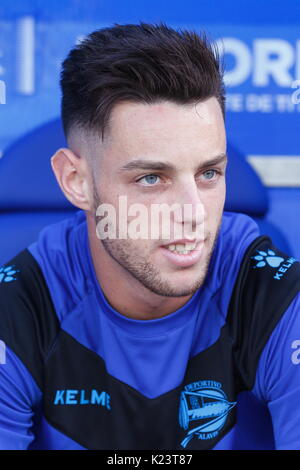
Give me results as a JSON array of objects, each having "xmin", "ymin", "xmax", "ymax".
[
  {"xmin": 202, "ymin": 169, "xmax": 217, "ymax": 180},
  {"xmin": 138, "ymin": 174, "xmax": 160, "ymax": 185}
]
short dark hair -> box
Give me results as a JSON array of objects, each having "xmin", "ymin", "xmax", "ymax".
[{"xmin": 60, "ymin": 22, "xmax": 225, "ymax": 139}]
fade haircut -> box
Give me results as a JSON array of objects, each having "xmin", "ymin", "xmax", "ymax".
[{"xmin": 60, "ymin": 22, "xmax": 225, "ymax": 140}]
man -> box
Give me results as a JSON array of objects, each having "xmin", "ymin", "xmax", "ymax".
[{"xmin": 0, "ymin": 23, "xmax": 300, "ymax": 450}]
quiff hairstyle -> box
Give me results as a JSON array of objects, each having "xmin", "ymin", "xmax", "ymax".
[{"xmin": 60, "ymin": 22, "xmax": 225, "ymax": 139}]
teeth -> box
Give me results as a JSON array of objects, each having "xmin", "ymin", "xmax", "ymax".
[
  {"xmin": 175, "ymin": 244, "xmax": 186, "ymax": 252},
  {"xmin": 185, "ymin": 243, "xmax": 196, "ymax": 250},
  {"xmin": 166, "ymin": 242, "xmax": 197, "ymax": 254}
]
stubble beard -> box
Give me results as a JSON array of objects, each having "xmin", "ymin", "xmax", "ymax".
[{"xmin": 93, "ymin": 186, "xmax": 221, "ymax": 298}]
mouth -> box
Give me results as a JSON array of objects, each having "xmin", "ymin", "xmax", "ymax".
[{"xmin": 159, "ymin": 239, "xmax": 205, "ymax": 268}]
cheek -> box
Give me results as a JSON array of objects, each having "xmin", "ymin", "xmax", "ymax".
[
  {"xmin": 217, "ymin": 185, "xmax": 226, "ymax": 211},
  {"xmin": 203, "ymin": 186, "xmax": 226, "ymax": 221},
  {"xmin": 203, "ymin": 181, "xmax": 226, "ymax": 210}
]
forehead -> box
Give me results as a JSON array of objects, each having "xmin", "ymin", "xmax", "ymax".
[
  {"xmin": 102, "ymin": 98, "xmax": 225, "ymax": 163},
  {"xmin": 69, "ymin": 98, "xmax": 226, "ymax": 171}
]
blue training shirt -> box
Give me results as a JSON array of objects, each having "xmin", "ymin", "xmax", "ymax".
[{"xmin": 0, "ymin": 210, "xmax": 299, "ymax": 450}]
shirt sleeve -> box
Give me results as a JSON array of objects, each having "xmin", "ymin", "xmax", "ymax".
[
  {"xmin": 253, "ymin": 292, "xmax": 300, "ymax": 449},
  {"xmin": 0, "ymin": 345, "xmax": 41, "ymax": 449}
]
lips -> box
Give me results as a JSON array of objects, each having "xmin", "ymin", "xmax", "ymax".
[
  {"xmin": 162, "ymin": 238, "xmax": 204, "ymax": 254},
  {"xmin": 162, "ymin": 238, "xmax": 202, "ymax": 247},
  {"xmin": 159, "ymin": 239, "xmax": 205, "ymax": 267}
]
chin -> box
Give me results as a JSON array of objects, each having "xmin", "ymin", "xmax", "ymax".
[{"xmin": 146, "ymin": 274, "xmax": 206, "ymax": 298}]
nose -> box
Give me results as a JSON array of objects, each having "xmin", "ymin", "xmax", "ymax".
[{"xmin": 172, "ymin": 180, "xmax": 205, "ymax": 240}]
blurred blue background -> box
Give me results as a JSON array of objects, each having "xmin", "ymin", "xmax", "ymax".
[{"xmin": 0, "ymin": 0, "xmax": 299, "ymax": 262}]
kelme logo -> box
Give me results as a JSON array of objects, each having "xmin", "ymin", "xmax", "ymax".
[
  {"xmin": 252, "ymin": 249, "xmax": 296, "ymax": 280},
  {"xmin": 0, "ymin": 266, "xmax": 19, "ymax": 283},
  {"xmin": 53, "ymin": 389, "xmax": 111, "ymax": 410}
]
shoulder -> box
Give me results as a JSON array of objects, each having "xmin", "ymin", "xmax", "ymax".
[
  {"xmin": 28, "ymin": 210, "xmax": 91, "ymax": 320},
  {"xmin": 226, "ymin": 234, "xmax": 300, "ymax": 390},
  {"xmin": 0, "ymin": 249, "xmax": 60, "ymax": 388}
]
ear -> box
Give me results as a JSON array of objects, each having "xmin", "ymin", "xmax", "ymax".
[{"xmin": 51, "ymin": 148, "xmax": 92, "ymax": 211}]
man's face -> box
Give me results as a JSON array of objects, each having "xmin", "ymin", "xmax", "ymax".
[{"xmin": 91, "ymin": 98, "xmax": 226, "ymax": 297}]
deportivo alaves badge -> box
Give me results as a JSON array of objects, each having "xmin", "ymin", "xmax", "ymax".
[{"xmin": 179, "ymin": 380, "xmax": 237, "ymax": 448}]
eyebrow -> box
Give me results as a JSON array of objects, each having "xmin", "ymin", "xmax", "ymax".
[{"xmin": 119, "ymin": 153, "xmax": 227, "ymax": 172}]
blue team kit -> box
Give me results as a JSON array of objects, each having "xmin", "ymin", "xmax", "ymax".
[{"xmin": 0, "ymin": 210, "xmax": 300, "ymax": 450}]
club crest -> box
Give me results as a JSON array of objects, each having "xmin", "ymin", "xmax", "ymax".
[{"xmin": 179, "ymin": 380, "xmax": 236, "ymax": 448}]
